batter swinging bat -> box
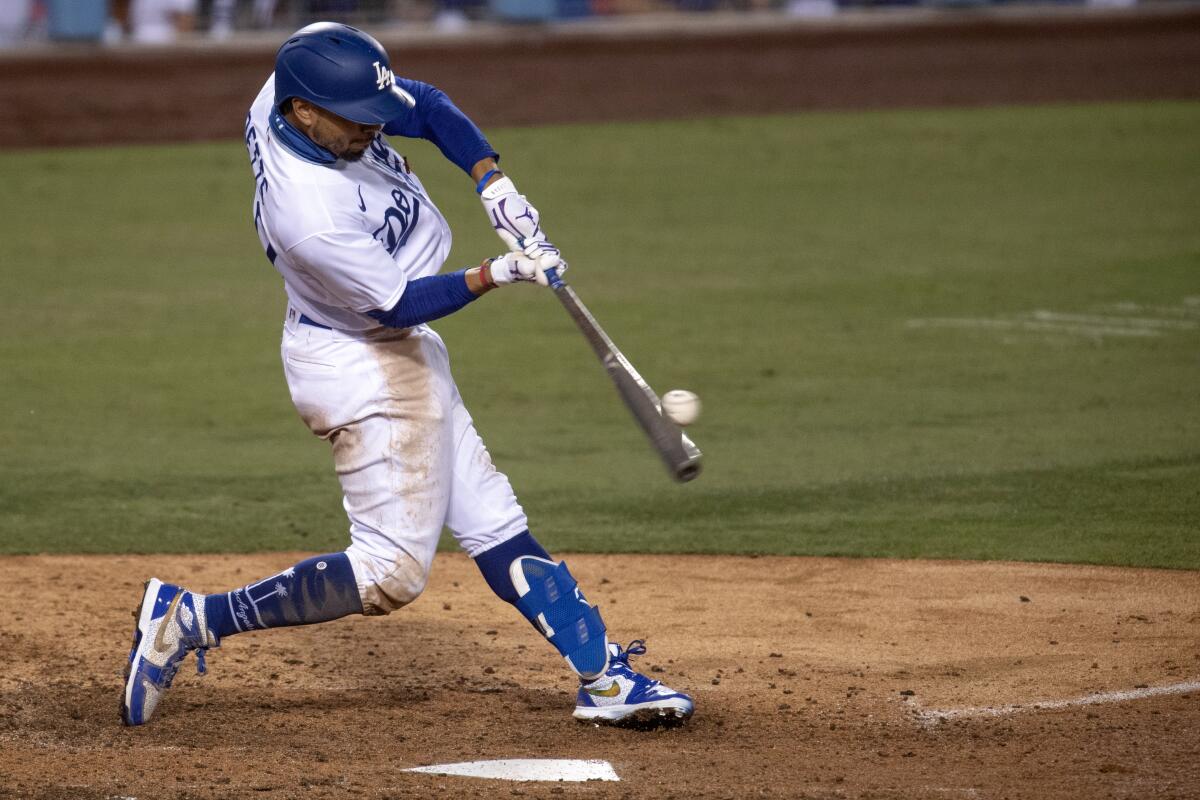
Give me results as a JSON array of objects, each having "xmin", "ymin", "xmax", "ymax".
[{"xmin": 543, "ymin": 266, "xmax": 703, "ymax": 482}]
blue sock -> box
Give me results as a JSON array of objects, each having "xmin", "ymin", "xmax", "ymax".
[
  {"xmin": 203, "ymin": 553, "xmax": 362, "ymax": 640},
  {"xmin": 473, "ymin": 530, "xmax": 551, "ymax": 604}
]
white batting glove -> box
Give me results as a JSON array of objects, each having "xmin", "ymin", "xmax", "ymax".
[
  {"xmin": 480, "ymin": 175, "xmax": 546, "ymax": 251},
  {"xmin": 518, "ymin": 237, "xmax": 568, "ymax": 287},
  {"xmin": 486, "ymin": 253, "xmax": 538, "ymax": 286},
  {"xmin": 486, "ymin": 248, "xmax": 567, "ymax": 288}
]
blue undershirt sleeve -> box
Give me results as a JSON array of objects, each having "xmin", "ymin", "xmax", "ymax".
[
  {"xmin": 383, "ymin": 79, "xmax": 498, "ymax": 174},
  {"xmin": 367, "ymin": 270, "xmax": 479, "ymax": 328}
]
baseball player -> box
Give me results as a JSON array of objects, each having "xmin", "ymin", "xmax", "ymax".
[{"xmin": 121, "ymin": 22, "xmax": 693, "ymax": 731}]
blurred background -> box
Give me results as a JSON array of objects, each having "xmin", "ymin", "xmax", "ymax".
[{"xmin": 0, "ymin": 0, "xmax": 1178, "ymax": 48}]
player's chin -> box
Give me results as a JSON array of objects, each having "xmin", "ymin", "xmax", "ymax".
[{"xmin": 341, "ymin": 141, "xmax": 372, "ymax": 162}]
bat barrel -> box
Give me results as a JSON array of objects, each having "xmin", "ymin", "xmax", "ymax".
[
  {"xmin": 548, "ymin": 269, "xmax": 704, "ymax": 484},
  {"xmin": 674, "ymin": 460, "xmax": 702, "ymax": 482}
]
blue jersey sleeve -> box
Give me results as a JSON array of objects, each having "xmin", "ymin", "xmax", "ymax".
[
  {"xmin": 383, "ymin": 79, "xmax": 498, "ymax": 174},
  {"xmin": 367, "ymin": 270, "xmax": 479, "ymax": 328}
]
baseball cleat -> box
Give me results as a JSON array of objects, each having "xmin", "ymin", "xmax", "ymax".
[
  {"xmin": 120, "ymin": 578, "xmax": 218, "ymax": 726},
  {"xmin": 573, "ymin": 640, "xmax": 694, "ymax": 729}
]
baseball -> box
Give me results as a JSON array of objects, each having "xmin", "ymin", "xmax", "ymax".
[{"xmin": 661, "ymin": 390, "xmax": 701, "ymax": 426}]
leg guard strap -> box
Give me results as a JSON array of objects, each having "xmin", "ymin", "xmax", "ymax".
[{"xmin": 511, "ymin": 556, "xmax": 609, "ymax": 678}]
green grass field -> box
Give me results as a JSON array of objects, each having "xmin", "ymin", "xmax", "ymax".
[{"xmin": 1, "ymin": 102, "xmax": 1197, "ymax": 566}]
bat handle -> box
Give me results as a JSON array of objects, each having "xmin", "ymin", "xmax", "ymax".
[{"xmin": 542, "ymin": 265, "xmax": 566, "ymax": 290}]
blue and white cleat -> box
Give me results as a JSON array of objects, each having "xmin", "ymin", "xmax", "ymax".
[
  {"xmin": 121, "ymin": 578, "xmax": 217, "ymax": 726},
  {"xmin": 573, "ymin": 640, "xmax": 694, "ymax": 729}
]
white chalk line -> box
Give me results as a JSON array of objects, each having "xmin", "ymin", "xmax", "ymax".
[
  {"xmin": 1105, "ymin": 301, "xmax": 1200, "ymax": 319},
  {"xmin": 910, "ymin": 679, "xmax": 1200, "ymax": 728},
  {"xmin": 905, "ymin": 318, "xmax": 1159, "ymax": 338},
  {"xmin": 907, "ymin": 298, "xmax": 1200, "ymax": 340},
  {"xmin": 1026, "ymin": 310, "xmax": 1198, "ymax": 330}
]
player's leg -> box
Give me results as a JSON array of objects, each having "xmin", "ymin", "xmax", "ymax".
[
  {"xmin": 277, "ymin": 322, "xmax": 457, "ymax": 616},
  {"xmin": 122, "ymin": 323, "xmax": 455, "ymax": 725},
  {"xmin": 188, "ymin": 409, "xmax": 449, "ymax": 643},
  {"xmin": 442, "ymin": 379, "xmax": 694, "ymax": 727},
  {"xmin": 120, "ymin": 554, "xmax": 362, "ymax": 725}
]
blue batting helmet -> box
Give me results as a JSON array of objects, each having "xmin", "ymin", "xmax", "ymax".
[{"xmin": 274, "ymin": 22, "xmax": 415, "ymax": 124}]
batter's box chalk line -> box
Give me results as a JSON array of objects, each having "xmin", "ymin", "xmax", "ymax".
[
  {"xmin": 905, "ymin": 299, "xmax": 1200, "ymax": 341},
  {"xmin": 906, "ymin": 679, "xmax": 1200, "ymax": 729},
  {"xmin": 402, "ymin": 758, "xmax": 620, "ymax": 782}
]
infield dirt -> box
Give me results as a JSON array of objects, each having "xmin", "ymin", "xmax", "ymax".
[{"xmin": 1, "ymin": 553, "xmax": 1198, "ymax": 799}]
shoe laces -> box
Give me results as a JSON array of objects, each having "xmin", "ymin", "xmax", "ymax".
[
  {"xmin": 177, "ymin": 591, "xmax": 213, "ymax": 676},
  {"xmin": 160, "ymin": 647, "xmax": 207, "ymax": 690},
  {"xmin": 609, "ymin": 639, "xmax": 661, "ymax": 688},
  {"xmin": 158, "ymin": 599, "xmax": 211, "ymax": 688},
  {"xmin": 612, "ymin": 639, "xmax": 648, "ymax": 667},
  {"xmin": 163, "ymin": 642, "xmax": 207, "ymax": 690}
]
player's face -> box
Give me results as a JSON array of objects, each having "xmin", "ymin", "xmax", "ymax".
[{"xmin": 294, "ymin": 101, "xmax": 383, "ymax": 162}]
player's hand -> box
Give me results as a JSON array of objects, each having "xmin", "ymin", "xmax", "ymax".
[
  {"xmin": 480, "ymin": 176, "xmax": 546, "ymax": 251},
  {"xmin": 487, "ymin": 248, "xmax": 567, "ymax": 288},
  {"xmin": 518, "ymin": 237, "xmax": 567, "ymax": 287},
  {"xmin": 486, "ymin": 253, "xmax": 538, "ymax": 286}
]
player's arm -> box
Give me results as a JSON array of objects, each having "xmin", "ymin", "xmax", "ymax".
[
  {"xmin": 367, "ymin": 252, "xmax": 564, "ymax": 328},
  {"xmin": 383, "ymin": 79, "xmax": 497, "ymax": 176},
  {"xmin": 287, "ymin": 232, "xmax": 556, "ymax": 329},
  {"xmin": 383, "ymin": 80, "xmax": 563, "ymax": 261}
]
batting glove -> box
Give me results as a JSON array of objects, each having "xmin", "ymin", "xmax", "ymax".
[
  {"xmin": 480, "ymin": 176, "xmax": 546, "ymax": 251},
  {"xmin": 486, "ymin": 249, "xmax": 567, "ymax": 288},
  {"xmin": 520, "ymin": 237, "xmax": 567, "ymax": 286},
  {"xmin": 486, "ymin": 253, "xmax": 537, "ymax": 286}
]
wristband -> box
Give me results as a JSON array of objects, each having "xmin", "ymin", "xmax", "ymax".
[
  {"xmin": 475, "ymin": 169, "xmax": 502, "ymax": 195},
  {"xmin": 479, "ymin": 258, "xmax": 498, "ymax": 289}
]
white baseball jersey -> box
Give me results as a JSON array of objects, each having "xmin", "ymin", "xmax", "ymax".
[
  {"xmin": 245, "ymin": 76, "xmax": 453, "ymax": 332},
  {"xmin": 245, "ymin": 74, "xmax": 528, "ymax": 615}
]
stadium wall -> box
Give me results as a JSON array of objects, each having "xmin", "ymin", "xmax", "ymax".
[{"xmin": 1, "ymin": 6, "xmax": 1198, "ymax": 148}]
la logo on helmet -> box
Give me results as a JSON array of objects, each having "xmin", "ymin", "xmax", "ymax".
[{"xmin": 373, "ymin": 61, "xmax": 396, "ymax": 91}]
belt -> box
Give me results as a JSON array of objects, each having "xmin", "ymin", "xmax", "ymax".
[{"xmin": 299, "ymin": 313, "xmax": 332, "ymax": 330}]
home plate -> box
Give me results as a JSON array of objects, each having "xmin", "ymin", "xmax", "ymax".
[{"xmin": 403, "ymin": 759, "xmax": 620, "ymax": 782}]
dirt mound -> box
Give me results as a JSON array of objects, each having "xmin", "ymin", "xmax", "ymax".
[{"xmin": 1, "ymin": 553, "xmax": 1197, "ymax": 798}]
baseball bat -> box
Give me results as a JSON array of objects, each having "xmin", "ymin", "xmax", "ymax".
[{"xmin": 543, "ymin": 266, "xmax": 702, "ymax": 483}]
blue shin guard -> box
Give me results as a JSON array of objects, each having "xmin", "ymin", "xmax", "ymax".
[{"xmin": 510, "ymin": 556, "xmax": 609, "ymax": 679}]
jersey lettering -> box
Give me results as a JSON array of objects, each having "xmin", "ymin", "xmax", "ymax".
[
  {"xmin": 368, "ymin": 138, "xmax": 411, "ymax": 182},
  {"xmin": 245, "ymin": 114, "xmax": 270, "ymax": 245},
  {"xmin": 371, "ymin": 188, "xmax": 421, "ymax": 256}
]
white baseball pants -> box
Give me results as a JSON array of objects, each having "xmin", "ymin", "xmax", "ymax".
[{"xmin": 281, "ymin": 309, "xmax": 529, "ymax": 615}]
